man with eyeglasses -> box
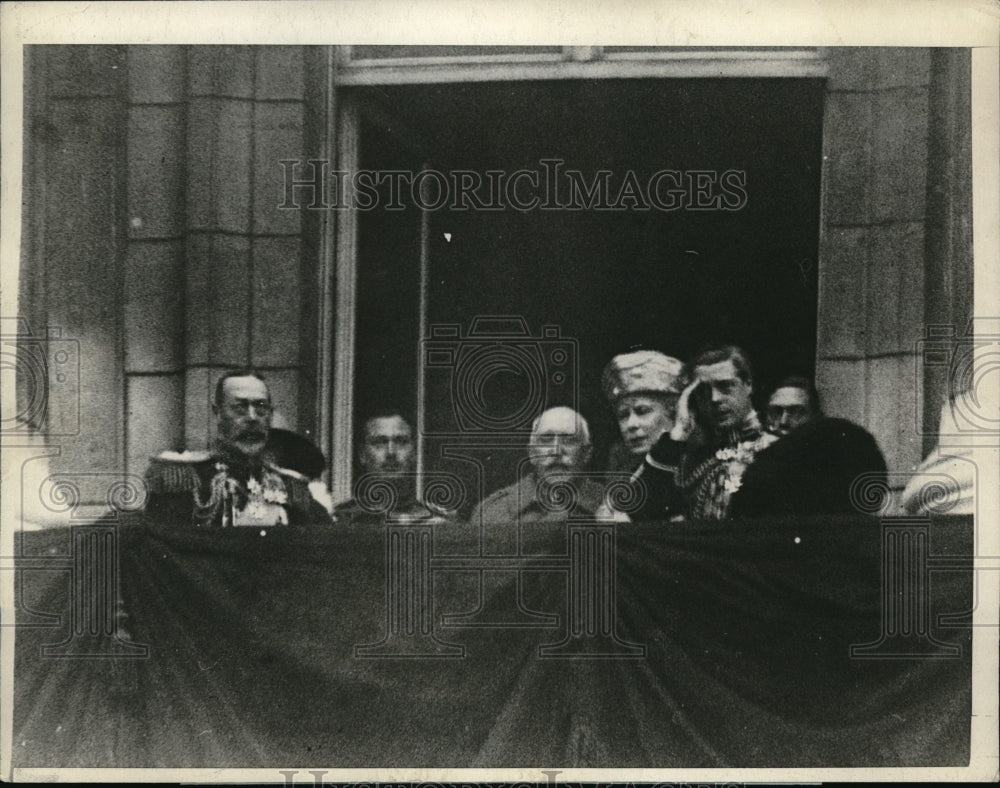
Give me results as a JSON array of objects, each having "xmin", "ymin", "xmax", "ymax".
[
  {"xmin": 143, "ymin": 370, "xmax": 332, "ymax": 528},
  {"xmin": 469, "ymin": 406, "xmax": 603, "ymax": 528},
  {"xmin": 765, "ymin": 375, "xmax": 821, "ymax": 438}
]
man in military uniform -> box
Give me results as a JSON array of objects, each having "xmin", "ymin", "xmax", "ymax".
[
  {"xmin": 632, "ymin": 345, "xmax": 777, "ymax": 521},
  {"xmin": 470, "ymin": 406, "xmax": 603, "ymax": 528},
  {"xmin": 144, "ymin": 371, "xmax": 332, "ymax": 528},
  {"xmin": 333, "ymin": 411, "xmax": 453, "ymax": 525}
]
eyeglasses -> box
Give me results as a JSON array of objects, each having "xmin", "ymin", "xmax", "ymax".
[
  {"xmin": 767, "ymin": 405, "xmax": 809, "ymax": 420},
  {"xmin": 531, "ymin": 433, "xmax": 587, "ymax": 448},
  {"xmin": 226, "ymin": 399, "xmax": 273, "ymax": 417}
]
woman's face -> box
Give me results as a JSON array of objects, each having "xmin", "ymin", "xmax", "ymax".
[{"xmin": 615, "ymin": 393, "xmax": 676, "ymax": 456}]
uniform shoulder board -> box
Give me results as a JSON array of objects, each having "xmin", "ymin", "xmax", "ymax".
[
  {"xmin": 424, "ymin": 499, "xmax": 456, "ymax": 519},
  {"xmin": 269, "ymin": 466, "xmax": 316, "ymax": 511},
  {"xmin": 755, "ymin": 432, "xmax": 780, "ymax": 452},
  {"xmin": 269, "ymin": 463, "xmax": 308, "ymax": 482},
  {"xmin": 495, "ymin": 482, "xmax": 524, "ymax": 504},
  {"xmin": 484, "ymin": 486, "xmax": 509, "ymax": 503},
  {"xmin": 145, "ymin": 451, "xmax": 211, "ymax": 493},
  {"xmin": 154, "ymin": 450, "xmax": 212, "ymax": 463}
]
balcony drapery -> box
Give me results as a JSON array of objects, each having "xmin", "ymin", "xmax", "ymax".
[{"xmin": 13, "ymin": 514, "xmax": 972, "ymax": 768}]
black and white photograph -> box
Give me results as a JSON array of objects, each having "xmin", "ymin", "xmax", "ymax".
[{"xmin": 1, "ymin": 1, "xmax": 998, "ymax": 783}]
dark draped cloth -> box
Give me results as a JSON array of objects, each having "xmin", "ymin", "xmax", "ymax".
[{"xmin": 12, "ymin": 513, "xmax": 972, "ymax": 769}]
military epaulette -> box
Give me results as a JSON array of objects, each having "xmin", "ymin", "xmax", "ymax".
[
  {"xmin": 269, "ymin": 463, "xmax": 307, "ymax": 482},
  {"xmin": 156, "ymin": 450, "xmax": 212, "ymax": 463},
  {"xmin": 145, "ymin": 451, "xmax": 211, "ymax": 494},
  {"xmin": 482, "ymin": 486, "xmax": 510, "ymax": 503},
  {"xmin": 424, "ymin": 499, "xmax": 457, "ymax": 519}
]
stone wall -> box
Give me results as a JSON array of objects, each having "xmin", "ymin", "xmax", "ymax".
[
  {"xmin": 16, "ymin": 46, "xmax": 972, "ymax": 512},
  {"xmin": 817, "ymin": 47, "xmax": 971, "ymax": 485},
  {"xmin": 20, "ymin": 46, "xmax": 321, "ymax": 508}
]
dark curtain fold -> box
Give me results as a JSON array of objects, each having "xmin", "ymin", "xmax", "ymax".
[{"xmin": 13, "ymin": 514, "xmax": 972, "ymax": 768}]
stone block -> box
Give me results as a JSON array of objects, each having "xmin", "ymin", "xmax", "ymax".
[
  {"xmin": 867, "ymin": 354, "xmax": 922, "ymax": 477},
  {"xmin": 184, "ymin": 366, "xmax": 213, "ymax": 451},
  {"xmin": 211, "ymin": 234, "xmax": 253, "ymax": 365},
  {"xmin": 866, "ymin": 222, "xmax": 925, "ymax": 357},
  {"xmin": 128, "ymin": 46, "xmax": 186, "ymax": 104},
  {"xmin": 124, "ymin": 241, "xmax": 184, "ymax": 373},
  {"xmin": 815, "ymin": 358, "xmax": 866, "ymax": 425},
  {"xmin": 45, "ymin": 45, "xmax": 125, "ymax": 98},
  {"xmin": 261, "ymin": 368, "xmax": 300, "ymax": 434},
  {"xmin": 128, "ymin": 104, "xmax": 185, "ymax": 239},
  {"xmin": 821, "ymin": 92, "xmax": 874, "ymax": 226},
  {"xmin": 825, "ymin": 47, "xmax": 876, "ymax": 92},
  {"xmin": 255, "ymin": 47, "xmax": 305, "ymax": 100},
  {"xmin": 871, "ymin": 47, "xmax": 932, "ymax": 89},
  {"xmin": 253, "ymin": 102, "xmax": 305, "ymax": 235},
  {"xmin": 251, "ymin": 237, "xmax": 302, "ymax": 368},
  {"xmin": 187, "ymin": 45, "xmax": 254, "ymax": 98},
  {"xmin": 185, "ymin": 233, "xmax": 251, "ymax": 366},
  {"xmin": 817, "ymin": 226, "xmax": 868, "ymax": 358},
  {"xmin": 186, "ymin": 98, "xmax": 253, "ymax": 233},
  {"xmin": 127, "ymin": 373, "xmax": 185, "ymax": 477},
  {"xmin": 871, "ymin": 88, "xmax": 929, "ymax": 223}
]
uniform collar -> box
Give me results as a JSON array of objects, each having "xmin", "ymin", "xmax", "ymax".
[{"xmin": 712, "ymin": 409, "xmax": 764, "ymax": 448}]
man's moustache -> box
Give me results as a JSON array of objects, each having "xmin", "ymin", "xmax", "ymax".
[{"xmin": 237, "ymin": 431, "xmax": 267, "ymax": 442}]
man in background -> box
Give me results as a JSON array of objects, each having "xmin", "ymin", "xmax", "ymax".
[
  {"xmin": 765, "ymin": 375, "xmax": 821, "ymax": 438},
  {"xmin": 334, "ymin": 410, "xmax": 453, "ymax": 524}
]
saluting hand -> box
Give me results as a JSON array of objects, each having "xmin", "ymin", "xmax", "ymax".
[{"xmin": 670, "ymin": 378, "xmax": 701, "ymax": 442}]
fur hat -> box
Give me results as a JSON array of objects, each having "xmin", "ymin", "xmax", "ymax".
[{"xmin": 602, "ymin": 350, "xmax": 685, "ymax": 404}]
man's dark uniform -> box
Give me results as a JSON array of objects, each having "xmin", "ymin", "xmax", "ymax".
[
  {"xmin": 632, "ymin": 411, "xmax": 777, "ymax": 521},
  {"xmin": 144, "ymin": 450, "xmax": 332, "ymax": 528}
]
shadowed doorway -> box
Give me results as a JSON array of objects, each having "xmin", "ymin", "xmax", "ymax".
[{"xmin": 350, "ymin": 78, "xmax": 824, "ymax": 513}]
